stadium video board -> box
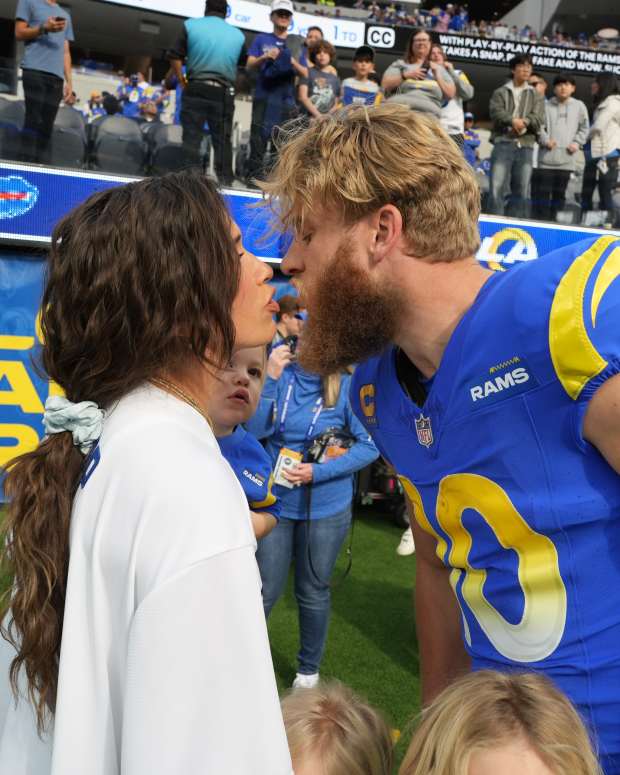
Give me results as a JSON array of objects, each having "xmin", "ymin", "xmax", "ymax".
[{"xmin": 99, "ymin": 0, "xmax": 365, "ymax": 48}]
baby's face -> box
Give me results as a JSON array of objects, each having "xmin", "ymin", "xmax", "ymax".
[
  {"xmin": 469, "ymin": 738, "xmax": 554, "ymax": 775},
  {"xmin": 209, "ymin": 347, "xmax": 265, "ymax": 432}
]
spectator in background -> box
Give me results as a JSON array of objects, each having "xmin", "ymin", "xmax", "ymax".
[
  {"xmin": 14, "ymin": 0, "xmax": 75, "ymax": 164},
  {"xmin": 168, "ymin": 0, "xmax": 246, "ymax": 186},
  {"xmin": 528, "ymin": 71, "xmax": 549, "ymax": 216},
  {"xmin": 463, "ymin": 111, "xmax": 480, "ymax": 167},
  {"xmin": 101, "ymin": 93, "xmax": 120, "ymax": 116},
  {"xmin": 449, "ymin": 6, "xmax": 468, "ymax": 32},
  {"xmin": 271, "ymin": 294, "xmax": 303, "ymax": 351},
  {"xmin": 83, "ymin": 91, "xmax": 106, "ymax": 122},
  {"xmin": 341, "ymin": 46, "xmax": 382, "ymax": 107},
  {"xmin": 117, "ymin": 73, "xmax": 146, "ymax": 119},
  {"xmin": 247, "ymin": 354, "xmax": 379, "ymax": 691},
  {"xmin": 137, "ymin": 100, "xmax": 162, "ymax": 130},
  {"xmin": 302, "ymin": 25, "xmax": 324, "ymax": 67},
  {"xmin": 430, "ymin": 42, "xmax": 473, "ymax": 149},
  {"xmin": 298, "ymin": 41, "xmax": 340, "ymax": 118},
  {"xmin": 488, "ymin": 55, "xmax": 545, "ymax": 217},
  {"xmin": 535, "ymin": 74, "xmax": 589, "ymax": 221},
  {"xmin": 245, "ymin": 0, "xmax": 308, "ymax": 184},
  {"xmin": 382, "ymin": 29, "xmax": 455, "ymax": 119},
  {"xmin": 581, "ymin": 72, "xmax": 620, "ymax": 228},
  {"xmin": 529, "ymin": 71, "xmax": 548, "ymax": 98},
  {"xmin": 431, "ymin": 5, "xmax": 451, "ymax": 32}
]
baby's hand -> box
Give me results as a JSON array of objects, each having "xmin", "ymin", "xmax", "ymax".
[{"xmin": 250, "ymin": 511, "xmax": 277, "ymax": 540}]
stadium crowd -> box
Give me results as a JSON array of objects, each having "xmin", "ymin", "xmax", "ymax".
[
  {"xmin": 312, "ymin": 1, "xmax": 620, "ymax": 52},
  {"xmin": 7, "ymin": 0, "xmax": 620, "ymax": 226}
]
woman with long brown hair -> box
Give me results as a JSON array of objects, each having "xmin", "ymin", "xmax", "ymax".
[{"xmin": 0, "ymin": 171, "xmax": 293, "ymax": 774}]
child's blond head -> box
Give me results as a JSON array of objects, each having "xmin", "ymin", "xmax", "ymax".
[
  {"xmin": 282, "ymin": 680, "xmax": 393, "ymax": 775},
  {"xmin": 400, "ymin": 671, "xmax": 602, "ymax": 775}
]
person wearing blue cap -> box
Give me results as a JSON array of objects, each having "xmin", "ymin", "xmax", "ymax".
[
  {"xmin": 245, "ymin": 0, "xmax": 308, "ymax": 184},
  {"xmin": 463, "ymin": 111, "xmax": 480, "ymax": 168}
]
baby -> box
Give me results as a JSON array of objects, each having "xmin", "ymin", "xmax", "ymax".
[{"xmin": 209, "ymin": 346, "xmax": 278, "ymax": 539}]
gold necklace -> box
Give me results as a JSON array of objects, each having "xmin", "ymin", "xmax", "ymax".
[{"xmin": 150, "ymin": 377, "xmax": 214, "ymax": 430}]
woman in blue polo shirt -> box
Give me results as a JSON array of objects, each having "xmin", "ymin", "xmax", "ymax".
[{"xmin": 247, "ymin": 351, "xmax": 379, "ymax": 689}]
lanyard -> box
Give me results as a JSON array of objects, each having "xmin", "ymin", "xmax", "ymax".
[{"xmin": 278, "ymin": 377, "xmax": 324, "ymax": 440}]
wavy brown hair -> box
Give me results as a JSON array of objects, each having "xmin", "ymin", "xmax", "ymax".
[{"xmin": 0, "ymin": 170, "xmax": 240, "ymax": 733}]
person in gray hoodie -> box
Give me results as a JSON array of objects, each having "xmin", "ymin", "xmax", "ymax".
[
  {"xmin": 487, "ymin": 55, "xmax": 545, "ymax": 218},
  {"xmin": 534, "ymin": 74, "xmax": 589, "ymax": 221}
]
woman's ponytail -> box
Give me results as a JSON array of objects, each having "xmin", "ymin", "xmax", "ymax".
[{"xmin": 1, "ymin": 433, "xmax": 83, "ymax": 732}]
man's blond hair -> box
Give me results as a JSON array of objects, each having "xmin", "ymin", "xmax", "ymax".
[
  {"xmin": 262, "ymin": 104, "xmax": 481, "ymax": 262},
  {"xmin": 281, "ymin": 680, "xmax": 393, "ymax": 775},
  {"xmin": 400, "ymin": 671, "xmax": 602, "ymax": 775}
]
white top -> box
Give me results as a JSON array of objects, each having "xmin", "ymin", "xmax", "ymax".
[
  {"xmin": 0, "ymin": 385, "xmax": 293, "ymax": 775},
  {"xmin": 590, "ymin": 94, "xmax": 620, "ymax": 159}
]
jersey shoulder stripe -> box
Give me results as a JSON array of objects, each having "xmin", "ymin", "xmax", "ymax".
[{"xmin": 548, "ymin": 234, "xmax": 620, "ymax": 401}]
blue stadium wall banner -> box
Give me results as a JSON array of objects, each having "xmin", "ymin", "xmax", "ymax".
[
  {"xmin": 0, "ymin": 162, "xmax": 284, "ymax": 259},
  {"xmin": 0, "ymin": 162, "xmax": 612, "ymax": 496}
]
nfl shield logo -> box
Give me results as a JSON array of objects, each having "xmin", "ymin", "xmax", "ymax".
[{"xmin": 415, "ymin": 414, "xmax": 433, "ymax": 448}]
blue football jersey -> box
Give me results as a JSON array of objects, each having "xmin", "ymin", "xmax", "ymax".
[
  {"xmin": 351, "ymin": 235, "xmax": 620, "ymax": 774},
  {"xmin": 217, "ymin": 426, "xmax": 280, "ymax": 519}
]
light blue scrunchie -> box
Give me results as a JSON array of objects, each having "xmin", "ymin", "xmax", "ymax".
[{"xmin": 43, "ymin": 396, "xmax": 104, "ymax": 455}]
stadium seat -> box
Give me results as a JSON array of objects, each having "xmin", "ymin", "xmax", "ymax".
[
  {"xmin": 55, "ymin": 106, "xmax": 86, "ymax": 134},
  {"xmin": 50, "ymin": 126, "xmax": 86, "ymax": 169},
  {"xmin": 0, "ymin": 98, "xmax": 24, "ymax": 161},
  {"xmin": 89, "ymin": 115, "xmax": 145, "ymax": 175},
  {"xmin": 148, "ymin": 123, "xmax": 187, "ymax": 175}
]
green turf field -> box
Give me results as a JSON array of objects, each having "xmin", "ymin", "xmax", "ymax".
[{"xmin": 267, "ymin": 506, "xmax": 420, "ymax": 768}]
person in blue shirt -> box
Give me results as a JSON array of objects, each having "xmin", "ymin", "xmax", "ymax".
[
  {"xmin": 247, "ymin": 343, "xmax": 379, "ymax": 690},
  {"xmin": 265, "ymin": 104, "xmax": 620, "ymax": 774},
  {"xmin": 209, "ymin": 346, "xmax": 280, "ymax": 540},
  {"xmin": 168, "ymin": 0, "xmax": 247, "ymax": 186},
  {"xmin": 83, "ymin": 91, "xmax": 106, "ymax": 123},
  {"xmin": 245, "ymin": 0, "xmax": 308, "ymax": 185},
  {"xmin": 15, "ymin": 0, "xmax": 75, "ymax": 164},
  {"xmin": 116, "ymin": 73, "xmax": 147, "ymax": 119},
  {"xmin": 463, "ymin": 111, "xmax": 480, "ymax": 167}
]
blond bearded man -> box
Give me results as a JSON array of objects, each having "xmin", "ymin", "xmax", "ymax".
[{"xmin": 262, "ymin": 104, "xmax": 620, "ymax": 774}]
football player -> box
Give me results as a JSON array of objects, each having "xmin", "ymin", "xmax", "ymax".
[{"xmin": 263, "ymin": 103, "xmax": 620, "ymax": 775}]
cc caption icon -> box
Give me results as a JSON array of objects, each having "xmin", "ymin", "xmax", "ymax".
[{"xmin": 367, "ymin": 26, "xmax": 396, "ymax": 48}]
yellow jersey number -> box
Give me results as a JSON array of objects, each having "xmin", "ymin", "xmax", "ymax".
[{"xmin": 400, "ymin": 474, "xmax": 567, "ymax": 663}]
